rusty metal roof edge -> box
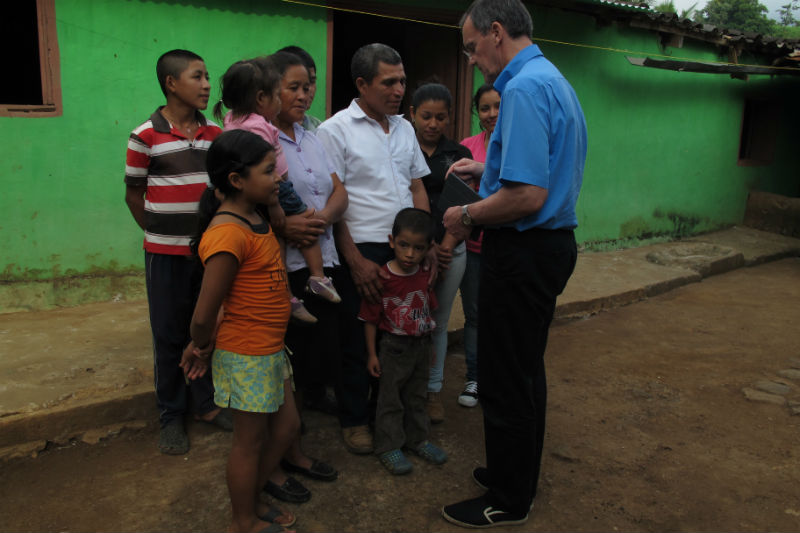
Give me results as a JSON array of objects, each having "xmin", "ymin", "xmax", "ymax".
[{"xmin": 566, "ymin": 0, "xmax": 800, "ymax": 56}]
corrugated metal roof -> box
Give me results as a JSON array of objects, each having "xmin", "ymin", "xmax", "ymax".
[{"xmin": 583, "ymin": 0, "xmax": 650, "ymax": 11}]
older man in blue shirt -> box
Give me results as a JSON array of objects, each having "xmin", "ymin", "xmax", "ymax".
[{"xmin": 442, "ymin": 0, "xmax": 587, "ymax": 528}]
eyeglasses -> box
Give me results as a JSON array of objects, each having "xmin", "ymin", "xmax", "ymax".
[{"xmin": 462, "ymin": 44, "xmax": 476, "ymax": 60}]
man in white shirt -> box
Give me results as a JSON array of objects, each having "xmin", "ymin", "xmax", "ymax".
[{"xmin": 317, "ymin": 43, "xmax": 431, "ymax": 455}]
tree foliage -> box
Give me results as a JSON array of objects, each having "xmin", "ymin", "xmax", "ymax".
[
  {"xmin": 777, "ymin": 0, "xmax": 799, "ymax": 25},
  {"xmin": 701, "ymin": 0, "xmax": 775, "ymax": 33},
  {"xmin": 654, "ymin": 0, "xmax": 677, "ymax": 13},
  {"xmin": 645, "ymin": 0, "xmax": 800, "ymax": 38},
  {"xmin": 654, "ymin": 0, "xmax": 700, "ymax": 18}
]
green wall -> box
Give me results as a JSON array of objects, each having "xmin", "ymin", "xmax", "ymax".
[
  {"xmin": 0, "ymin": 0, "xmax": 327, "ymax": 286},
  {"xmin": 2, "ymin": 0, "xmax": 798, "ymax": 310},
  {"xmin": 527, "ymin": 7, "xmax": 799, "ymax": 245}
]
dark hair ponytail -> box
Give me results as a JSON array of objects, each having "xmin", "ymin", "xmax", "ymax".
[
  {"xmin": 213, "ymin": 58, "xmax": 280, "ymax": 123},
  {"xmin": 191, "ymin": 188, "xmax": 222, "ymax": 257},
  {"xmin": 190, "ymin": 130, "xmax": 275, "ymax": 255}
]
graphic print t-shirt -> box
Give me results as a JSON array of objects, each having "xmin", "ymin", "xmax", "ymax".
[{"xmin": 358, "ymin": 263, "xmax": 437, "ymax": 337}]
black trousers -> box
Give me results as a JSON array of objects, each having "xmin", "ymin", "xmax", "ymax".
[
  {"xmin": 284, "ymin": 266, "xmax": 345, "ymax": 390},
  {"xmin": 478, "ymin": 227, "xmax": 577, "ymax": 514},
  {"xmin": 335, "ymin": 242, "xmax": 394, "ymax": 428},
  {"xmin": 144, "ymin": 252, "xmax": 216, "ymax": 427}
]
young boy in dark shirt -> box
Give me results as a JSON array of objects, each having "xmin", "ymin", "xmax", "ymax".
[{"xmin": 359, "ymin": 208, "xmax": 448, "ymax": 474}]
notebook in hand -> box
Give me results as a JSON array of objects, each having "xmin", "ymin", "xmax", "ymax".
[{"xmin": 436, "ymin": 173, "xmax": 482, "ymax": 212}]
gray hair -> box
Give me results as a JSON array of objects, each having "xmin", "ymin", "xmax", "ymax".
[
  {"xmin": 461, "ymin": 0, "xmax": 533, "ymax": 39},
  {"xmin": 350, "ymin": 43, "xmax": 402, "ymax": 85}
]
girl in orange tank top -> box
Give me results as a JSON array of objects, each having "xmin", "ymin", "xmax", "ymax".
[{"xmin": 180, "ymin": 129, "xmax": 298, "ymax": 532}]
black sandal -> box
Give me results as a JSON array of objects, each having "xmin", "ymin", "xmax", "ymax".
[
  {"xmin": 280, "ymin": 458, "xmax": 338, "ymax": 482},
  {"xmin": 263, "ymin": 476, "xmax": 311, "ymax": 503}
]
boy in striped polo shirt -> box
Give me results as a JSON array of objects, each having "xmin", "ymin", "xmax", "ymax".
[{"xmin": 125, "ymin": 49, "xmax": 230, "ymax": 455}]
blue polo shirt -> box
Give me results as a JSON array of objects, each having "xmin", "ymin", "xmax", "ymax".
[{"xmin": 479, "ymin": 44, "xmax": 587, "ymax": 231}]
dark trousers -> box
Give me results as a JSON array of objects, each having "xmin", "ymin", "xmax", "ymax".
[
  {"xmin": 285, "ymin": 266, "xmax": 344, "ymax": 389},
  {"xmin": 373, "ymin": 333, "xmax": 431, "ymax": 454},
  {"xmin": 335, "ymin": 242, "xmax": 394, "ymax": 428},
  {"xmin": 145, "ymin": 252, "xmax": 216, "ymax": 427},
  {"xmin": 478, "ymin": 227, "xmax": 577, "ymax": 515}
]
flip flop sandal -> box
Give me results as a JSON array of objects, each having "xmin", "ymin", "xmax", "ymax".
[
  {"xmin": 280, "ymin": 458, "xmax": 339, "ymax": 482},
  {"xmin": 196, "ymin": 409, "xmax": 233, "ymax": 431},
  {"xmin": 259, "ymin": 505, "xmax": 296, "ymax": 527},
  {"xmin": 256, "ymin": 523, "xmax": 286, "ymax": 533}
]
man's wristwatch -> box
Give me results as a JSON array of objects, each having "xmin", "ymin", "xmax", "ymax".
[{"xmin": 461, "ymin": 204, "xmax": 474, "ymax": 226}]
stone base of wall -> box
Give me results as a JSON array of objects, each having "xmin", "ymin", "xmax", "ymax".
[
  {"xmin": 743, "ymin": 190, "xmax": 800, "ymax": 238},
  {"xmin": 0, "ymin": 273, "xmax": 146, "ymax": 314}
]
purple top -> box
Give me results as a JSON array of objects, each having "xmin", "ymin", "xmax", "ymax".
[{"xmin": 277, "ymin": 123, "xmax": 340, "ymax": 272}]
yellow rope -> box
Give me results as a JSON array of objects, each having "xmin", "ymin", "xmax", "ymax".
[
  {"xmin": 280, "ymin": 0, "xmax": 457, "ymax": 27},
  {"xmin": 280, "ymin": 0, "xmax": 800, "ymax": 73}
]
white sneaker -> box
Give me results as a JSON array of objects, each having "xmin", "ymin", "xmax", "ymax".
[{"xmin": 458, "ymin": 381, "xmax": 478, "ymax": 407}]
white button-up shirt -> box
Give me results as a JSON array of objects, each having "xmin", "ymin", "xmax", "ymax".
[{"xmin": 317, "ymin": 99, "xmax": 429, "ymax": 244}]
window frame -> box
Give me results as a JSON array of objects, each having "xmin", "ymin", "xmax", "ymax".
[
  {"xmin": 737, "ymin": 97, "xmax": 778, "ymax": 167},
  {"xmin": 0, "ymin": 0, "xmax": 62, "ymax": 118}
]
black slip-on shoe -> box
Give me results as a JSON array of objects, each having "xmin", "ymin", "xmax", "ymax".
[{"xmin": 442, "ymin": 495, "xmax": 529, "ymax": 529}]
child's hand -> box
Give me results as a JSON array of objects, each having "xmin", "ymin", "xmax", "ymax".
[
  {"xmin": 194, "ymin": 341, "xmax": 214, "ymax": 361},
  {"xmin": 436, "ymin": 242, "xmax": 453, "ymax": 272},
  {"xmin": 367, "ymin": 354, "xmax": 381, "ymax": 378},
  {"xmin": 180, "ymin": 341, "xmax": 209, "ymax": 380},
  {"xmin": 424, "ymin": 247, "xmax": 439, "ymax": 287}
]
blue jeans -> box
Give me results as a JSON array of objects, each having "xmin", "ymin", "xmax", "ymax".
[
  {"xmin": 428, "ymin": 242, "xmax": 467, "ymax": 393},
  {"xmin": 460, "ymin": 250, "xmax": 481, "ymax": 383}
]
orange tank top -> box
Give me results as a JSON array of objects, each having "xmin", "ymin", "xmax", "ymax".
[{"xmin": 198, "ymin": 222, "xmax": 291, "ymax": 355}]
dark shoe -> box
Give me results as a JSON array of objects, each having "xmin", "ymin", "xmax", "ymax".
[
  {"xmin": 473, "ymin": 466, "xmax": 490, "ymax": 490},
  {"xmin": 280, "ymin": 458, "xmax": 338, "ymax": 481},
  {"xmin": 198, "ymin": 408, "xmax": 233, "ymax": 431},
  {"xmin": 263, "ymin": 476, "xmax": 311, "ymax": 503},
  {"xmin": 442, "ymin": 495, "xmax": 529, "ymax": 528},
  {"xmin": 458, "ymin": 380, "xmax": 479, "ymax": 407},
  {"xmin": 303, "ymin": 390, "xmax": 338, "ymax": 416},
  {"xmin": 158, "ymin": 421, "xmax": 189, "ymax": 455}
]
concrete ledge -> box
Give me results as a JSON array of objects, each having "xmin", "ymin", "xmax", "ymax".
[
  {"xmin": 0, "ymin": 386, "xmax": 158, "ymax": 460},
  {"xmin": 644, "ymin": 243, "xmax": 744, "ymax": 277},
  {"xmin": 688, "ymin": 226, "xmax": 800, "ymax": 267},
  {"xmin": 0, "ymin": 273, "xmax": 146, "ymax": 315},
  {"xmin": 2, "ymin": 226, "xmax": 799, "ymax": 454},
  {"xmin": 743, "ymin": 191, "xmax": 800, "ymax": 239},
  {"xmin": 0, "ymin": 387, "xmax": 154, "ymax": 450},
  {"xmin": 556, "ymin": 246, "xmax": 702, "ymax": 319}
]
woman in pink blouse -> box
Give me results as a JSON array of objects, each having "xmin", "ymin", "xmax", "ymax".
[{"xmin": 455, "ymin": 84, "xmax": 500, "ymax": 409}]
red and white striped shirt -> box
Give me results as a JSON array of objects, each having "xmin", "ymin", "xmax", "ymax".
[{"xmin": 125, "ymin": 107, "xmax": 222, "ymax": 255}]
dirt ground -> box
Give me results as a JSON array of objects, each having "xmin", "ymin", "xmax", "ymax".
[{"xmin": 1, "ymin": 258, "xmax": 799, "ymax": 533}]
